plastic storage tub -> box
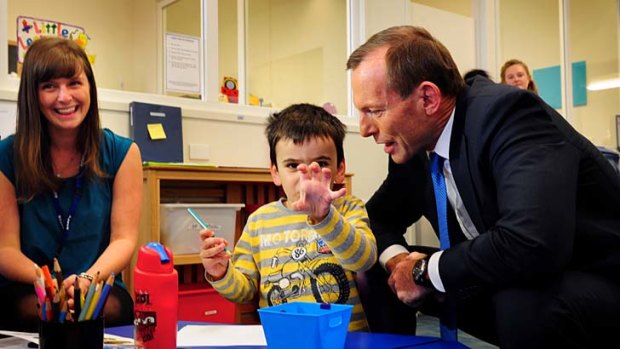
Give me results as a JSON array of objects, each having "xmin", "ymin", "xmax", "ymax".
[{"xmin": 258, "ymin": 302, "xmax": 352, "ymax": 349}]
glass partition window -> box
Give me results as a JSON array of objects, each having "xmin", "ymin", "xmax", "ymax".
[
  {"xmin": 6, "ymin": 0, "xmax": 349, "ymax": 114},
  {"xmin": 244, "ymin": 0, "xmax": 347, "ymax": 112},
  {"xmin": 499, "ymin": 0, "xmax": 620, "ymax": 149},
  {"xmin": 163, "ymin": 0, "xmax": 202, "ymax": 99},
  {"xmin": 568, "ymin": 0, "xmax": 619, "ymax": 148},
  {"xmin": 219, "ymin": 0, "xmax": 238, "ymax": 103},
  {"xmin": 499, "ymin": 0, "xmax": 561, "ymax": 84}
]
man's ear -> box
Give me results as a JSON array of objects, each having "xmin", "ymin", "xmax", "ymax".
[
  {"xmin": 418, "ymin": 82, "xmax": 441, "ymax": 115},
  {"xmin": 334, "ymin": 160, "xmax": 346, "ymax": 184},
  {"xmin": 270, "ymin": 163, "xmax": 282, "ymax": 186}
]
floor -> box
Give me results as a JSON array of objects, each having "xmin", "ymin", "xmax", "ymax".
[{"xmin": 416, "ymin": 313, "xmax": 498, "ymax": 349}]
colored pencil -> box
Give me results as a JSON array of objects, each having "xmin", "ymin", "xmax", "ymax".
[
  {"xmin": 41, "ymin": 265, "xmax": 55, "ymax": 299},
  {"xmin": 91, "ymin": 272, "xmax": 115, "ymax": 319},
  {"xmin": 85, "ymin": 280, "xmax": 102, "ymax": 320},
  {"xmin": 74, "ymin": 276, "xmax": 81, "ymax": 320},
  {"xmin": 53, "ymin": 258, "xmax": 63, "ymax": 286},
  {"xmin": 78, "ymin": 271, "xmax": 99, "ymax": 321}
]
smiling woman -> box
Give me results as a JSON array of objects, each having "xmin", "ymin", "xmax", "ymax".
[{"xmin": 0, "ymin": 37, "xmax": 143, "ymax": 331}]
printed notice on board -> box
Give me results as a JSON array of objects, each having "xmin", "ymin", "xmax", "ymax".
[{"xmin": 165, "ymin": 33, "xmax": 201, "ymax": 94}]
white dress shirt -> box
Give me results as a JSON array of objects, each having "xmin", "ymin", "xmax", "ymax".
[{"xmin": 378, "ymin": 108, "xmax": 479, "ymax": 292}]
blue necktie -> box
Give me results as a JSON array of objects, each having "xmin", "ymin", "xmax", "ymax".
[
  {"xmin": 430, "ymin": 153, "xmax": 451, "ymax": 250},
  {"xmin": 430, "ymin": 153, "xmax": 458, "ymax": 342}
]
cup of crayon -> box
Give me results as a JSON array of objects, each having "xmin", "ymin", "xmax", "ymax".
[{"xmin": 39, "ymin": 317, "xmax": 104, "ymax": 349}]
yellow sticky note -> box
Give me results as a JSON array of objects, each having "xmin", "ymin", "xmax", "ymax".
[{"xmin": 147, "ymin": 123, "xmax": 167, "ymax": 140}]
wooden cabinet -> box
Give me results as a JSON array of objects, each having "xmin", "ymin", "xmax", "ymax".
[{"xmin": 128, "ymin": 164, "xmax": 352, "ymax": 324}]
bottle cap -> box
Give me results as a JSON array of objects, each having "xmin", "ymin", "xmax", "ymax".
[
  {"xmin": 136, "ymin": 242, "xmax": 174, "ymax": 273},
  {"xmin": 146, "ymin": 242, "xmax": 171, "ymax": 263}
]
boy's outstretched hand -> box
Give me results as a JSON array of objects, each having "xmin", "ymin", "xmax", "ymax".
[
  {"xmin": 291, "ymin": 162, "xmax": 346, "ymax": 223},
  {"xmin": 199, "ymin": 229, "xmax": 230, "ymax": 281}
]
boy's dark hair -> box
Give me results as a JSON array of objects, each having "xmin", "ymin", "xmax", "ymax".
[{"xmin": 266, "ymin": 103, "xmax": 346, "ymax": 167}]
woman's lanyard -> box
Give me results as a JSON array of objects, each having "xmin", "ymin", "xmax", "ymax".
[{"xmin": 51, "ymin": 162, "xmax": 85, "ymax": 247}]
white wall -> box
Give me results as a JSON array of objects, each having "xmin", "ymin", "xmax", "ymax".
[
  {"xmin": 7, "ymin": 0, "xmax": 158, "ymax": 93},
  {"xmin": 0, "ymin": 0, "xmax": 477, "ymax": 224},
  {"xmin": 0, "ymin": 87, "xmax": 388, "ymax": 202}
]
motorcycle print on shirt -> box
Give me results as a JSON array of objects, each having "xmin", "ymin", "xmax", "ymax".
[{"xmin": 263, "ymin": 237, "xmax": 350, "ymax": 306}]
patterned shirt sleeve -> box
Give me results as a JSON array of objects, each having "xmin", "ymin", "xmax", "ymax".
[
  {"xmin": 208, "ymin": 225, "xmax": 259, "ymax": 304},
  {"xmin": 310, "ymin": 196, "xmax": 377, "ymax": 272}
]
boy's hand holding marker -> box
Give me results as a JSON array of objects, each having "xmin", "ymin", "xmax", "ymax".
[{"xmin": 188, "ymin": 208, "xmax": 230, "ymax": 281}]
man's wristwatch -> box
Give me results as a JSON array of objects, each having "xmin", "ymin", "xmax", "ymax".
[{"xmin": 412, "ymin": 257, "xmax": 432, "ymax": 288}]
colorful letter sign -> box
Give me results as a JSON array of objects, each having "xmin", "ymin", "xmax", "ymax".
[{"xmin": 16, "ymin": 16, "xmax": 92, "ymax": 63}]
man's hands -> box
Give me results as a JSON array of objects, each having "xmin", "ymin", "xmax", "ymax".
[
  {"xmin": 199, "ymin": 229, "xmax": 230, "ymax": 281},
  {"xmin": 291, "ymin": 162, "xmax": 346, "ymax": 223},
  {"xmin": 387, "ymin": 252, "xmax": 434, "ymax": 307}
]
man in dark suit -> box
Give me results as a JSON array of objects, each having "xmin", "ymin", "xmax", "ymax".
[{"xmin": 347, "ymin": 25, "xmax": 620, "ymax": 348}]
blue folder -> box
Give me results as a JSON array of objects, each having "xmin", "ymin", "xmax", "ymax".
[{"xmin": 129, "ymin": 101, "xmax": 183, "ymax": 163}]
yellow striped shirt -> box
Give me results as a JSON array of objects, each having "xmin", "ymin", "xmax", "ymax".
[{"xmin": 209, "ymin": 196, "xmax": 377, "ymax": 331}]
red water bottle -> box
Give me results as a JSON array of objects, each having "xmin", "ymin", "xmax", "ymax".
[{"xmin": 134, "ymin": 242, "xmax": 178, "ymax": 348}]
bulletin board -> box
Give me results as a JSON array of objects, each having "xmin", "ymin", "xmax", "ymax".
[
  {"xmin": 533, "ymin": 61, "xmax": 587, "ymax": 110},
  {"xmin": 533, "ymin": 65, "xmax": 562, "ymax": 109}
]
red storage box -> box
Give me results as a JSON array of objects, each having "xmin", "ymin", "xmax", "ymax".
[{"xmin": 178, "ymin": 284, "xmax": 236, "ymax": 323}]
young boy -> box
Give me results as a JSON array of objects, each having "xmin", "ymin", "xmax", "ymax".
[{"xmin": 200, "ymin": 103, "xmax": 377, "ymax": 331}]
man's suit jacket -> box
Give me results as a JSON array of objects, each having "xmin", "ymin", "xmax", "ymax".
[{"xmin": 366, "ymin": 76, "xmax": 620, "ymax": 296}]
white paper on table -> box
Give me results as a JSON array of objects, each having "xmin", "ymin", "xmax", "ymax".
[
  {"xmin": 0, "ymin": 330, "xmax": 38, "ymax": 344},
  {"xmin": 0, "ymin": 330, "xmax": 133, "ymax": 347},
  {"xmin": 177, "ymin": 325, "xmax": 267, "ymax": 347},
  {"xmin": 0, "ymin": 336, "xmax": 32, "ymax": 349}
]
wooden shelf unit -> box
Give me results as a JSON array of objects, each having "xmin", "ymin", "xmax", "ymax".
[{"xmin": 128, "ymin": 164, "xmax": 352, "ymax": 324}]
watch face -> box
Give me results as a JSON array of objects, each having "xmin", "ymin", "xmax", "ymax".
[{"xmin": 412, "ymin": 259, "xmax": 426, "ymax": 283}]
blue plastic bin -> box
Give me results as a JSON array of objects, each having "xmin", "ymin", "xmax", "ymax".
[{"xmin": 258, "ymin": 302, "xmax": 352, "ymax": 349}]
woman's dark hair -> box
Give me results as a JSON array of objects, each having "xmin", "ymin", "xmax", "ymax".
[{"xmin": 14, "ymin": 37, "xmax": 104, "ymax": 201}]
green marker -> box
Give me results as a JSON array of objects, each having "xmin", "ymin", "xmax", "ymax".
[{"xmin": 186, "ymin": 208, "xmax": 228, "ymax": 253}]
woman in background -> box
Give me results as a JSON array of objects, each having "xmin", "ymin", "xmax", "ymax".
[
  {"xmin": 0, "ymin": 37, "xmax": 142, "ymax": 330},
  {"xmin": 501, "ymin": 59, "xmax": 538, "ymax": 93}
]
